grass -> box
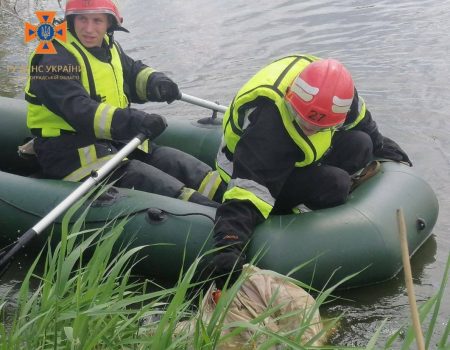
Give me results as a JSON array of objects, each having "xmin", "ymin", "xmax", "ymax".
[{"xmin": 0, "ymin": 189, "xmax": 448, "ymax": 349}]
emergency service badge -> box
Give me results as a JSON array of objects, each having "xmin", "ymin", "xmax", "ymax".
[{"xmin": 25, "ymin": 11, "xmax": 67, "ymax": 54}]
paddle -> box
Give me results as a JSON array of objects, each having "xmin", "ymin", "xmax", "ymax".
[
  {"xmin": 179, "ymin": 93, "xmax": 228, "ymax": 114},
  {"xmin": 0, "ymin": 133, "xmax": 146, "ymax": 276}
]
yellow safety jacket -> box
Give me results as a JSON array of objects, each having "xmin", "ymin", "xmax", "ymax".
[
  {"xmin": 25, "ymin": 32, "xmax": 154, "ymax": 181},
  {"xmin": 216, "ymin": 54, "xmax": 366, "ymax": 218},
  {"xmin": 25, "ymin": 32, "xmax": 128, "ymax": 138}
]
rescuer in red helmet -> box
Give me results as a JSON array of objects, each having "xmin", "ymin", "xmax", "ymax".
[
  {"xmin": 207, "ymin": 55, "xmax": 411, "ymax": 288},
  {"xmin": 25, "ymin": 0, "xmax": 220, "ymax": 207}
]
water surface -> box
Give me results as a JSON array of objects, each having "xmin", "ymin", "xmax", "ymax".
[{"xmin": 1, "ymin": 0, "xmax": 448, "ymax": 346}]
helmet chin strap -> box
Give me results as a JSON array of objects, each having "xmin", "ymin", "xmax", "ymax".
[{"xmin": 107, "ymin": 31, "xmax": 115, "ymax": 49}]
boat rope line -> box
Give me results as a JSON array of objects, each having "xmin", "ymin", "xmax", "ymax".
[
  {"xmin": 84, "ymin": 208, "xmax": 215, "ymax": 224},
  {"xmin": 147, "ymin": 208, "xmax": 215, "ymax": 223},
  {"xmin": 0, "ymin": 195, "xmax": 214, "ymax": 238}
]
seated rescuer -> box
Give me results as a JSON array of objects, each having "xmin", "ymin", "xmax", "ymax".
[
  {"xmin": 208, "ymin": 55, "xmax": 412, "ymax": 287},
  {"xmin": 25, "ymin": 0, "xmax": 220, "ymax": 207}
]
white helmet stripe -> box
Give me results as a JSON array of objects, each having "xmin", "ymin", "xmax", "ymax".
[
  {"xmin": 332, "ymin": 96, "xmax": 353, "ymax": 113},
  {"xmin": 291, "ymin": 78, "xmax": 319, "ymax": 102},
  {"xmin": 332, "ymin": 105, "xmax": 351, "ymax": 113},
  {"xmin": 332, "ymin": 96, "xmax": 353, "ymax": 107},
  {"xmin": 295, "ymin": 78, "xmax": 319, "ymax": 95}
]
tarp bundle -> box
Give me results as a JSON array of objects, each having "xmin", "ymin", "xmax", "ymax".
[{"xmin": 177, "ymin": 265, "xmax": 325, "ymax": 349}]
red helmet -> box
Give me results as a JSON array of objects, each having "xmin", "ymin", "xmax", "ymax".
[
  {"xmin": 65, "ymin": 0, "xmax": 125, "ymax": 30},
  {"xmin": 285, "ymin": 59, "xmax": 354, "ymax": 128}
]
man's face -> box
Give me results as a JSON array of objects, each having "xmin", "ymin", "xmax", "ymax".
[{"xmin": 74, "ymin": 13, "xmax": 110, "ymax": 48}]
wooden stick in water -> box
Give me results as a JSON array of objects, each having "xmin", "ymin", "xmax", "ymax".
[{"xmin": 396, "ymin": 208, "xmax": 425, "ymax": 350}]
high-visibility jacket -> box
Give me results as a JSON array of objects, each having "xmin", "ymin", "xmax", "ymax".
[
  {"xmin": 216, "ymin": 54, "xmax": 367, "ymax": 219},
  {"xmin": 25, "ymin": 32, "xmax": 155, "ymax": 181}
]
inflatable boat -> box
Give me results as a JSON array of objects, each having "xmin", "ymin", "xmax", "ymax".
[{"xmin": 0, "ymin": 96, "xmax": 439, "ymax": 288}]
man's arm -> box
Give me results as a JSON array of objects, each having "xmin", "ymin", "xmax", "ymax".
[
  {"xmin": 344, "ymin": 89, "xmax": 412, "ymax": 165},
  {"xmin": 29, "ymin": 44, "xmax": 166, "ymax": 142},
  {"xmin": 210, "ymin": 100, "xmax": 301, "ymax": 287}
]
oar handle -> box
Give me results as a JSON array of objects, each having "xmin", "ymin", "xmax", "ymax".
[{"xmin": 179, "ymin": 93, "xmax": 228, "ymax": 114}]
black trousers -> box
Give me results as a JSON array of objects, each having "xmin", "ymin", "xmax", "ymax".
[
  {"xmin": 273, "ymin": 130, "xmax": 373, "ymax": 213},
  {"xmin": 110, "ymin": 144, "xmax": 212, "ymax": 198}
]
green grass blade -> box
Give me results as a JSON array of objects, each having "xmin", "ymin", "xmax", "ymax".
[{"xmin": 426, "ymin": 252, "xmax": 450, "ymax": 348}]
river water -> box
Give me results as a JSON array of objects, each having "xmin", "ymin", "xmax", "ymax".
[{"xmin": 1, "ymin": 0, "xmax": 449, "ymax": 347}]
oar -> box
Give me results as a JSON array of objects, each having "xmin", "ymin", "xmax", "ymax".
[
  {"xmin": 0, "ymin": 133, "xmax": 146, "ymax": 276},
  {"xmin": 180, "ymin": 93, "xmax": 228, "ymax": 114}
]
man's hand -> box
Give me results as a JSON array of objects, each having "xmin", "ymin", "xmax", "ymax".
[
  {"xmin": 112, "ymin": 108, "xmax": 167, "ymax": 141},
  {"xmin": 147, "ymin": 72, "xmax": 180, "ymax": 104},
  {"xmin": 374, "ymin": 136, "xmax": 412, "ymax": 166},
  {"xmin": 207, "ymin": 248, "xmax": 245, "ymax": 290},
  {"xmin": 130, "ymin": 109, "xmax": 167, "ymax": 139}
]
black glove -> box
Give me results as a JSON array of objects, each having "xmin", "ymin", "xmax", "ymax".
[
  {"xmin": 373, "ymin": 136, "xmax": 412, "ymax": 166},
  {"xmin": 147, "ymin": 72, "xmax": 180, "ymax": 104},
  {"xmin": 206, "ymin": 248, "xmax": 245, "ymax": 290},
  {"xmin": 132, "ymin": 109, "xmax": 167, "ymax": 139},
  {"xmin": 112, "ymin": 108, "xmax": 167, "ymax": 141}
]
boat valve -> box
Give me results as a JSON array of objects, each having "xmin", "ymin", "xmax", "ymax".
[
  {"xmin": 416, "ymin": 218, "xmax": 426, "ymax": 231},
  {"xmin": 197, "ymin": 103, "xmax": 223, "ymax": 126},
  {"xmin": 146, "ymin": 208, "xmax": 168, "ymax": 223}
]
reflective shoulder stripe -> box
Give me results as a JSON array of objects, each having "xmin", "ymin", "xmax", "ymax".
[
  {"xmin": 224, "ymin": 178, "xmax": 274, "ymax": 218},
  {"xmin": 63, "ymin": 154, "xmax": 116, "ymax": 182},
  {"xmin": 136, "ymin": 67, "xmax": 155, "ymax": 101},
  {"xmin": 94, "ymin": 103, "xmax": 116, "ymax": 139}
]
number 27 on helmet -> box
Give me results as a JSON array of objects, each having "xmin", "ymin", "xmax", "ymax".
[{"xmin": 285, "ymin": 59, "xmax": 354, "ymax": 135}]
